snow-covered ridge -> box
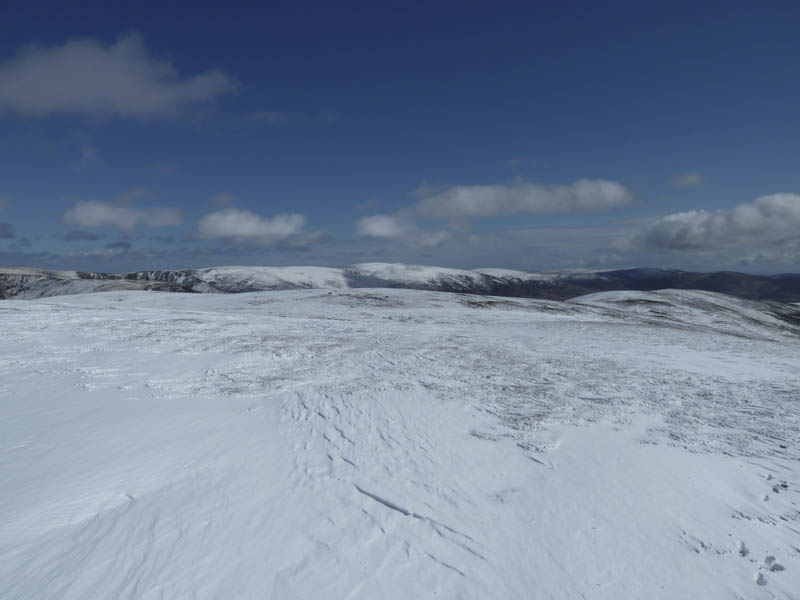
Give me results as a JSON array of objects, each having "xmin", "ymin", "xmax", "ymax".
[
  {"xmin": 0, "ymin": 268, "xmax": 191, "ymax": 299},
  {"xmin": 472, "ymin": 267, "xmax": 557, "ymax": 281},
  {"xmin": 571, "ymin": 289, "xmax": 800, "ymax": 341},
  {"xmin": 125, "ymin": 266, "xmax": 351, "ymax": 294},
  {"xmin": 0, "ymin": 266, "xmax": 80, "ymax": 278},
  {"xmin": 2, "ymin": 263, "xmax": 800, "ymax": 302}
]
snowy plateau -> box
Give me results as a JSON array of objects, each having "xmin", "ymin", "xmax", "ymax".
[{"xmin": 1, "ymin": 274, "xmax": 800, "ymax": 599}]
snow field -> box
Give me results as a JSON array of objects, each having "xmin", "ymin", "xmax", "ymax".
[{"xmin": 1, "ymin": 288, "xmax": 798, "ymax": 599}]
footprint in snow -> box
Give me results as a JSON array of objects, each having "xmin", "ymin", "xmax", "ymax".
[
  {"xmin": 763, "ymin": 555, "xmax": 785, "ymax": 572},
  {"xmin": 737, "ymin": 540, "xmax": 749, "ymax": 557}
]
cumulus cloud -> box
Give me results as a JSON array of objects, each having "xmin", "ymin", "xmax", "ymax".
[
  {"xmin": 356, "ymin": 214, "xmax": 449, "ymax": 247},
  {"xmin": 671, "ymin": 172, "xmax": 704, "ymax": 189},
  {"xmin": 0, "ymin": 223, "xmax": 15, "ymax": 238},
  {"xmin": 416, "ymin": 179, "xmax": 634, "ymax": 219},
  {"xmin": 197, "ymin": 208, "xmax": 309, "ymax": 246},
  {"xmin": 0, "ymin": 34, "xmax": 238, "ymax": 118},
  {"xmin": 63, "ymin": 200, "xmax": 181, "ymax": 231},
  {"xmin": 642, "ymin": 193, "xmax": 800, "ymax": 250}
]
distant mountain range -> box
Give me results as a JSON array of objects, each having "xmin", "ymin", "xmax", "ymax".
[{"xmin": 2, "ymin": 263, "xmax": 800, "ymax": 302}]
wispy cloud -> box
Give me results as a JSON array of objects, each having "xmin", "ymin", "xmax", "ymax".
[
  {"xmin": 416, "ymin": 179, "xmax": 635, "ymax": 219},
  {"xmin": 670, "ymin": 172, "xmax": 704, "ymax": 189},
  {"xmin": 63, "ymin": 190, "xmax": 181, "ymax": 231},
  {"xmin": 356, "ymin": 214, "xmax": 449, "ymax": 248},
  {"xmin": 354, "ymin": 178, "xmax": 633, "ymax": 250},
  {"xmin": 0, "ymin": 34, "xmax": 238, "ymax": 118},
  {"xmin": 196, "ymin": 208, "xmax": 311, "ymax": 246}
]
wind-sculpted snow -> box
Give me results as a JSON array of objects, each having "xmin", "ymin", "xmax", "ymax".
[{"xmin": 1, "ymin": 289, "xmax": 799, "ymax": 599}]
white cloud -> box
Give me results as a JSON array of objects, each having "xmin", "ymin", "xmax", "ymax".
[
  {"xmin": 197, "ymin": 208, "xmax": 308, "ymax": 246},
  {"xmin": 416, "ymin": 179, "xmax": 634, "ymax": 219},
  {"xmin": 671, "ymin": 172, "xmax": 704, "ymax": 189},
  {"xmin": 356, "ymin": 214, "xmax": 449, "ymax": 247},
  {"xmin": 355, "ymin": 178, "xmax": 631, "ymax": 249},
  {"xmin": 641, "ymin": 193, "xmax": 800, "ymax": 250},
  {"xmin": 0, "ymin": 34, "xmax": 238, "ymax": 118},
  {"xmin": 356, "ymin": 215, "xmax": 409, "ymax": 238},
  {"xmin": 63, "ymin": 200, "xmax": 181, "ymax": 231}
]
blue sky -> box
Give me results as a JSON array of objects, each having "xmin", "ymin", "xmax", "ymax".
[{"xmin": 2, "ymin": 1, "xmax": 799, "ymax": 272}]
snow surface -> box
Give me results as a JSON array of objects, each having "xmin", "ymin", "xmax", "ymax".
[{"xmin": 1, "ymin": 288, "xmax": 799, "ymax": 599}]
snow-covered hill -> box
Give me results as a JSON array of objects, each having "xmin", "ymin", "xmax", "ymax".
[
  {"xmin": 1, "ymin": 288, "xmax": 798, "ymax": 599},
  {"xmin": 3, "ymin": 263, "xmax": 800, "ymax": 301},
  {"xmin": 0, "ymin": 267, "xmax": 194, "ymax": 299}
]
